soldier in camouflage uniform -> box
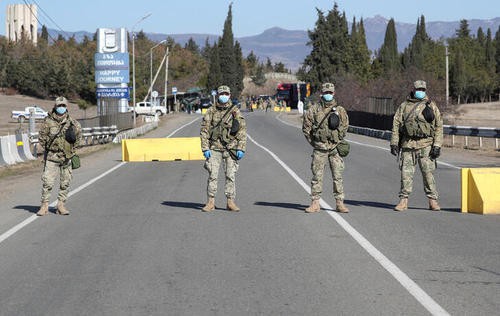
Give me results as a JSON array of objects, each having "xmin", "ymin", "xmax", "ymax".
[
  {"xmin": 200, "ymin": 85, "xmax": 247, "ymax": 212},
  {"xmin": 390, "ymin": 80, "xmax": 443, "ymax": 211},
  {"xmin": 302, "ymin": 83, "xmax": 349, "ymax": 213},
  {"xmin": 37, "ymin": 97, "xmax": 82, "ymax": 216}
]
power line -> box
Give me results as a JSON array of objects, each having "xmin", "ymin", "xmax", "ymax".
[
  {"xmin": 18, "ymin": 0, "xmax": 56, "ymax": 43},
  {"xmin": 21, "ymin": 0, "xmax": 70, "ymax": 41},
  {"xmin": 30, "ymin": 0, "xmax": 71, "ymax": 39}
]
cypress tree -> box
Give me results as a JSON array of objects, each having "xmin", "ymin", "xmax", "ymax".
[
  {"xmin": 233, "ymin": 41, "xmax": 244, "ymax": 96},
  {"xmin": 40, "ymin": 25, "xmax": 49, "ymax": 42},
  {"xmin": 218, "ymin": 3, "xmax": 237, "ymax": 91},
  {"xmin": 207, "ymin": 42, "xmax": 222, "ymax": 91},
  {"xmin": 378, "ymin": 18, "xmax": 399, "ymax": 74},
  {"xmin": 350, "ymin": 17, "xmax": 372, "ymax": 81}
]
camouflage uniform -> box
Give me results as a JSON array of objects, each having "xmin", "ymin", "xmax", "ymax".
[
  {"xmin": 302, "ymin": 83, "xmax": 349, "ymax": 203},
  {"xmin": 200, "ymin": 87, "xmax": 247, "ymax": 201},
  {"xmin": 39, "ymin": 109, "xmax": 82, "ymax": 203},
  {"xmin": 390, "ymin": 81, "xmax": 443, "ymax": 202}
]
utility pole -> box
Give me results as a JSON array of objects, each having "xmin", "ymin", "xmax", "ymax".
[
  {"xmin": 164, "ymin": 46, "xmax": 169, "ymax": 114},
  {"xmin": 445, "ymin": 45, "xmax": 449, "ymax": 107},
  {"xmin": 131, "ymin": 13, "xmax": 151, "ymax": 127}
]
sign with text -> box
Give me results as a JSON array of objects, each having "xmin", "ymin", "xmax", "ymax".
[
  {"xmin": 96, "ymin": 87, "xmax": 129, "ymax": 99},
  {"xmin": 95, "ymin": 69, "xmax": 129, "ymax": 84},
  {"xmin": 95, "ymin": 52, "xmax": 129, "ymax": 83},
  {"xmin": 94, "ymin": 53, "xmax": 129, "ymax": 69}
]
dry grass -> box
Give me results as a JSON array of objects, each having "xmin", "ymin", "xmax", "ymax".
[{"xmin": 0, "ymin": 93, "xmax": 97, "ymax": 136}]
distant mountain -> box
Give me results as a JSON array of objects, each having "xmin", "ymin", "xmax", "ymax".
[{"xmin": 48, "ymin": 16, "xmax": 500, "ymax": 71}]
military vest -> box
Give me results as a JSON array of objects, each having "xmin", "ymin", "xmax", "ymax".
[
  {"xmin": 209, "ymin": 106, "xmax": 238, "ymax": 145},
  {"xmin": 313, "ymin": 105, "xmax": 341, "ymax": 144},
  {"xmin": 403, "ymin": 101, "xmax": 434, "ymax": 138}
]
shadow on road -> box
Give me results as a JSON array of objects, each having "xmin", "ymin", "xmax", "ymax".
[
  {"xmin": 344, "ymin": 199, "xmax": 395, "ymax": 210},
  {"xmin": 13, "ymin": 205, "xmax": 41, "ymax": 214},
  {"xmin": 162, "ymin": 201, "xmax": 204, "ymax": 210},
  {"xmin": 254, "ymin": 201, "xmax": 307, "ymax": 211}
]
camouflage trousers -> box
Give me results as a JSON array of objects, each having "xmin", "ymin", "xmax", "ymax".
[
  {"xmin": 203, "ymin": 150, "xmax": 239, "ymax": 199},
  {"xmin": 41, "ymin": 159, "xmax": 73, "ymax": 203},
  {"xmin": 310, "ymin": 149, "xmax": 345, "ymax": 200},
  {"xmin": 399, "ymin": 146, "xmax": 438, "ymax": 199}
]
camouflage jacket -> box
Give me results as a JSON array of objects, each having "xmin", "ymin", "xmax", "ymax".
[
  {"xmin": 390, "ymin": 95, "xmax": 443, "ymax": 150},
  {"xmin": 39, "ymin": 111, "xmax": 82, "ymax": 163},
  {"xmin": 302, "ymin": 99, "xmax": 349, "ymax": 151},
  {"xmin": 200, "ymin": 100, "xmax": 247, "ymax": 152}
]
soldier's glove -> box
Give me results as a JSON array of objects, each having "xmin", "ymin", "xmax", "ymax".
[
  {"xmin": 390, "ymin": 145, "xmax": 399, "ymax": 156},
  {"xmin": 236, "ymin": 150, "xmax": 244, "ymax": 160},
  {"xmin": 429, "ymin": 146, "xmax": 441, "ymax": 159},
  {"xmin": 203, "ymin": 150, "xmax": 211, "ymax": 159}
]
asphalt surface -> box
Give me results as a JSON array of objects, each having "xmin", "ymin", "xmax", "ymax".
[{"xmin": 0, "ymin": 111, "xmax": 499, "ymax": 316}]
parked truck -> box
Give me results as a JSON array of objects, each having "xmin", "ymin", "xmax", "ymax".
[
  {"xmin": 276, "ymin": 83, "xmax": 311, "ymax": 109},
  {"xmin": 11, "ymin": 106, "xmax": 48, "ymax": 123},
  {"xmin": 129, "ymin": 101, "xmax": 167, "ymax": 116}
]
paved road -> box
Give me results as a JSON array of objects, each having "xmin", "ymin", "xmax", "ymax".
[{"xmin": 0, "ymin": 112, "xmax": 499, "ymax": 315}]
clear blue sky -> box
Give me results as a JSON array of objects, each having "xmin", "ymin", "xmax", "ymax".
[{"xmin": 1, "ymin": 0, "xmax": 498, "ymax": 37}]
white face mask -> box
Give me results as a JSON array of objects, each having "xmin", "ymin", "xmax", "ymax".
[
  {"xmin": 322, "ymin": 93, "xmax": 334, "ymax": 102},
  {"xmin": 218, "ymin": 95, "xmax": 230, "ymax": 104},
  {"xmin": 415, "ymin": 91, "xmax": 426, "ymax": 100},
  {"xmin": 55, "ymin": 106, "xmax": 67, "ymax": 114}
]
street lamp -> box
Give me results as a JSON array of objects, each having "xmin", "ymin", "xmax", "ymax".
[
  {"xmin": 150, "ymin": 39, "xmax": 167, "ymax": 109},
  {"xmin": 131, "ymin": 13, "xmax": 151, "ymax": 127}
]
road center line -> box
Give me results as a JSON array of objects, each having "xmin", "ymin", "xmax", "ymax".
[
  {"xmin": 247, "ymin": 133, "xmax": 450, "ymax": 316},
  {"xmin": 0, "ymin": 117, "xmax": 200, "ymax": 246}
]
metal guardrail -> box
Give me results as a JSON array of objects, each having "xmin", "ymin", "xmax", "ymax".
[
  {"xmin": 348, "ymin": 125, "xmax": 500, "ymax": 149},
  {"xmin": 444, "ymin": 126, "xmax": 500, "ymax": 138},
  {"xmin": 29, "ymin": 125, "xmax": 118, "ymax": 147}
]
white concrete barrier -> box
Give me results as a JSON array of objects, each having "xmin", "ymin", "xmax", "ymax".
[
  {"xmin": 22, "ymin": 134, "xmax": 36, "ymax": 160},
  {"xmin": 8, "ymin": 135, "xmax": 23, "ymax": 163},
  {"xmin": 0, "ymin": 136, "xmax": 15, "ymax": 165}
]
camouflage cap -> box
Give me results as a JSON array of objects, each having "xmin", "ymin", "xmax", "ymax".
[
  {"xmin": 321, "ymin": 82, "xmax": 335, "ymax": 93},
  {"xmin": 414, "ymin": 80, "xmax": 427, "ymax": 90},
  {"xmin": 55, "ymin": 96, "xmax": 68, "ymax": 106},
  {"xmin": 217, "ymin": 85, "xmax": 231, "ymax": 94}
]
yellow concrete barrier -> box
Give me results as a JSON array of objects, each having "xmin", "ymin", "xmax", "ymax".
[
  {"xmin": 461, "ymin": 168, "xmax": 500, "ymax": 214},
  {"xmin": 122, "ymin": 137, "xmax": 204, "ymax": 162},
  {"xmin": 273, "ymin": 106, "xmax": 280, "ymax": 112},
  {"xmin": 285, "ymin": 107, "xmax": 291, "ymax": 112},
  {"xmin": 201, "ymin": 108, "xmax": 208, "ymax": 114}
]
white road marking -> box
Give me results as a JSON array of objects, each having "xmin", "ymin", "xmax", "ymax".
[
  {"xmin": 0, "ymin": 117, "xmax": 200, "ymax": 246},
  {"xmin": 247, "ymin": 133, "xmax": 450, "ymax": 316},
  {"xmin": 275, "ymin": 113, "xmax": 460, "ymax": 169}
]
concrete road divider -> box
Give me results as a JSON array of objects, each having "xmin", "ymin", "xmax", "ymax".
[
  {"xmin": 22, "ymin": 134, "xmax": 36, "ymax": 160},
  {"xmin": 122, "ymin": 137, "xmax": 204, "ymax": 162},
  {"xmin": 0, "ymin": 136, "xmax": 12, "ymax": 166},
  {"xmin": 461, "ymin": 168, "xmax": 500, "ymax": 214},
  {"xmin": 7, "ymin": 135, "xmax": 23, "ymax": 163}
]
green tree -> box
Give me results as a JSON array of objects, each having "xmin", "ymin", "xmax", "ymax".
[
  {"xmin": 184, "ymin": 37, "xmax": 199, "ymax": 55},
  {"xmin": 251, "ymin": 63, "xmax": 266, "ymax": 86},
  {"xmin": 233, "ymin": 41, "xmax": 244, "ymax": 96},
  {"xmin": 300, "ymin": 3, "xmax": 351, "ymax": 90},
  {"xmin": 377, "ymin": 18, "xmax": 400, "ymax": 74},
  {"xmin": 206, "ymin": 42, "xmax": 222, "ymax": 90},
  {"xmin": 349, "ymin": 17, "xmax": 372, "ymax": 81},
  {"xmin": 218, "ymin": 3, "xmax": 237, "ymax": 92}
]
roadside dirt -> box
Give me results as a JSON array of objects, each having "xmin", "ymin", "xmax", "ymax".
[{"xmin": 0, "ymin": 94, "xmax": 97, "ymax": 136}]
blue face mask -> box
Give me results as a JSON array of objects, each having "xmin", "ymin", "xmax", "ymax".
[
  {"xmin": 322, "ymin": 94, "xmax": 334, "ymax": 102},
  {"xmin": 218, "ymin": 95, "xmax": 230, "ymax": 104},
  {"xmin": 415, "ymin": 91, "xmax": 426, "ymax": 100},
  {"xmin": 55, "ymin": 106, "xmax": 67, "ymax": 115}
]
